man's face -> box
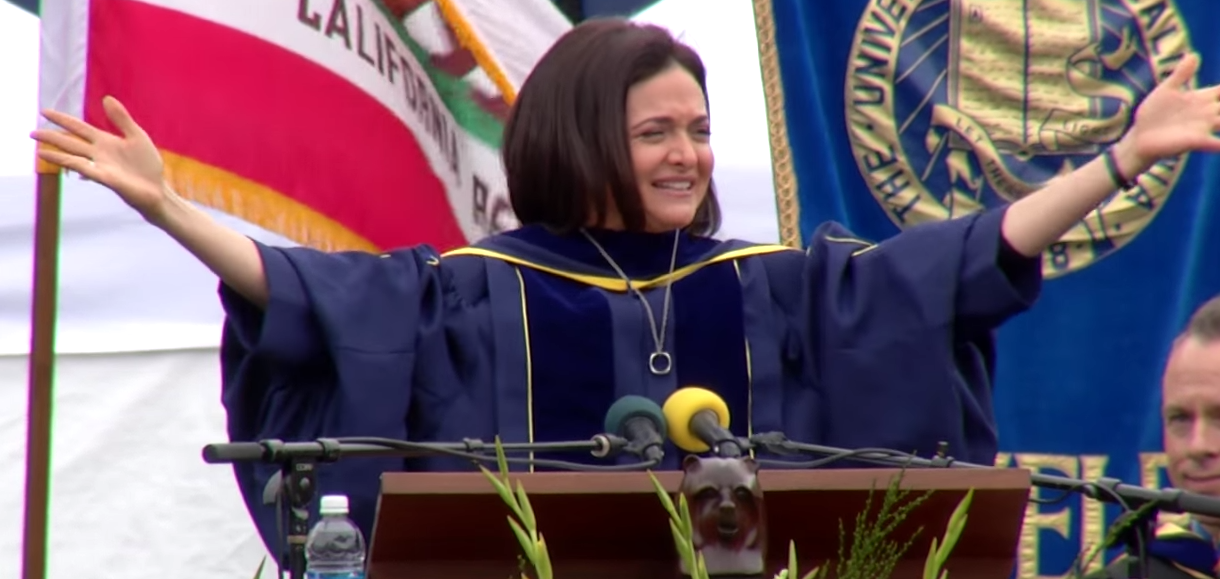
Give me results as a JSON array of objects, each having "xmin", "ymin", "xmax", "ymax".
[{"xmin": 1164, "ymin": 337, "xmax": 1220, "ymax": 513}]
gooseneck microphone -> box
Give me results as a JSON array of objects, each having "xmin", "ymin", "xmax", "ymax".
[
  {"xmin": 662, "ymin": 386, "xmax": 744, "ymax": 457},
  {"xmin": 202, "ymin": 424, "xmax": 657, "ymax": 579},
  {"xmin": 603, "ymin": 395, "xmax": 668, "ymax": 463},
  {"xmin": 202, "ymin": 436, "xmax": 623, "ymax": 465}
]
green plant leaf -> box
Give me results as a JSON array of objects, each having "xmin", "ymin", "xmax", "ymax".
[
  {"xmin": 1070, "ymin": 500, "xmax": 1159, "ymax": 577},
  {"xmin": 1066, "ymin": 542, "xmax": 1093, "ymax": 578},
  {"xmin": 507, "ymin": 516, "xmax": 538, "ymax": 563},
  {"xmin": 478, "ymin": 464, "xmax": 500, "ymax": 489},
  {"xmin": 487, "ymin": 471, "xmax": 525, "ymax": 521},
  {"xmin": 535, "ymin": 536, "xmax": 554, "ymax": 579},
  {"xmin": 515, "ymin": 480, "xmax": 538, "ymax": 541},
  {"xmin": 1074, "ymin": 540, "xmax": 1108, "ymax": 579},
  {"xmin": 250, "ymin": 556, "xmax": 266, "ymax": 579},
  {"xmin": 495, "ymin": 435, "xmax": 511, "ymax": 480},
  {"xmin": 832, "ymin": 462, "xmax": 936, "ymax": 579},
  {"xmin": 695, "ymin": 550, "xmax": 711, "ymax": 579},
  {"xmin": 650, "ymin": 471, "xmax": 680, "ymax": 524},
  {"xmin": 923, "ymin": 536, "xmax": 940, "ymax": 579},
  {"xmin": 669, "ymin": 519, "xmax": 696, "ymax": 571},
  {"xmin": 934, "ymin": 489, "xmax": 973, "ymax": 572},
  {"xmin": 788, "ymin": 539, "xmax": 798, "ymax": 579},
  {"xmin": 800, "ymin": 565, "xmax": 824, "ymax": 579},
  {"xmin": 677, "ymin": 492, "xmax": 694, "ymax": 537}
]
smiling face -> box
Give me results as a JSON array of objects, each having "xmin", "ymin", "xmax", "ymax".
[
  {"xmin": 502, "ymin": 20, "xmax": 720, "ymax": 236},
  {"xmin": 1164, "ymin": 336, "xmax": 1220, "ymax": 526},
  {"xmin": 620, "ymin": 63, "xmax": 713, "ymax": 232}
]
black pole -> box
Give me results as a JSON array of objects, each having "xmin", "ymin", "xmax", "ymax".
[{"xmin": 282, "ymin": 458, "xmax": 317, "ymax": 579}]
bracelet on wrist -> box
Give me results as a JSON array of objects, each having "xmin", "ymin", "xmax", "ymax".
[{"xmin": 1103, "ymin": 147, "xmax": 1139, "ymax": 190}]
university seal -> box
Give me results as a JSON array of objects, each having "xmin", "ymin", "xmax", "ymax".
[{"xmin": 844, "ymin": 0, "xmax": 1194, "ymax": 276}]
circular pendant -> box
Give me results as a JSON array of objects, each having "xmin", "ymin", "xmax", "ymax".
[{"xmin": 649, "ymin": 351, "xmax": 673, "ymax": 376}]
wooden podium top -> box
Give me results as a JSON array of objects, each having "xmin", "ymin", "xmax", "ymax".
[{"xmin": 367, "ymin": 467, "xmax": 1030, "ymax": 579}]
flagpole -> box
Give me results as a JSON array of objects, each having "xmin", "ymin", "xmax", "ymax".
[{"xmin": 23, "ymin": 145, "xmax": 63, "ymax": 579}]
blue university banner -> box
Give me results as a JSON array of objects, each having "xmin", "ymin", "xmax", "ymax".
[{"xmin": 754, "ymin": 0, "xmax": 1220, "ymax": 575}]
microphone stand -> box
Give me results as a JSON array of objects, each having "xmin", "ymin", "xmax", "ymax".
[
  {"xmin": 203, "ymin": 435, "xmax": 629, "ymax": 579},
  {"xmin": 272, "ymin": 439, "xmax": 332, "ymax": 579},
  {"xmin": 748, "ymin": 433, "xmax": 1220, "ymax": 579}
]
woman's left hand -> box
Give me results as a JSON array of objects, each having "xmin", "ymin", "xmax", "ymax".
[{"xmin": 1123, "ymin": 53, "xmax": 1220, "ymax": 171}]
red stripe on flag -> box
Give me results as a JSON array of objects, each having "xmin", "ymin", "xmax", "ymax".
[{"xmin": 83, "ymin": 0, "xmax": 470, "ymax": 252}]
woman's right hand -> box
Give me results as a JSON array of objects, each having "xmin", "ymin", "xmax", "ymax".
[
  {"xmin": 30, "ymin": 95, "xmax": 171, "ymax": 222},
  {"xmin": 31, "ymin": 95, "xmax": 271, "ymax": 306}
]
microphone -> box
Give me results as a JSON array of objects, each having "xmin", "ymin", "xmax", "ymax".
[
  {"xmin": 662, "ymin": 387, "xmax": 745, "ymax": 457},
  {"xmin": 204, "ymin": 431, "xmax": 650, "ymax": 579},
  {"xmin": 603, "ymin": 395, "xmax": 668, "ymax": 464},
  {"xmin": 201, "ymin": 436, "xmax": 624, "ymax": 465}
]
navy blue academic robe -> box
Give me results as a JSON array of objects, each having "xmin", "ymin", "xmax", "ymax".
[{"xmin": 219, "ymin": 205, "xmax": 1041, "ymax": 554}]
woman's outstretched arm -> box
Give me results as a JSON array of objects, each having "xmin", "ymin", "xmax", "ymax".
[
  {"xmin": 31, "ymin": 96, "xmax": 269, "ymax": 307},
  {"xmin": 1001, "ymin": 53, "xmax": 1220, "ymax": 257}
]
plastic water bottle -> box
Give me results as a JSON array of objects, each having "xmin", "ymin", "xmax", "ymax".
[{"xmin": 304, "ymin": 495, "xmax": 367, "ymax": 579}]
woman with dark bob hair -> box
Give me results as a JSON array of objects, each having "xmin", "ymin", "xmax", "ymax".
[{"xmin": 31, "ymin": 17, "xmax": 1220, "ymax": 553}]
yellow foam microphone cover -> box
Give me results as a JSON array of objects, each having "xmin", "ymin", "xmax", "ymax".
[{"xmin": 662, "ymin": 386, "xmax": 731, "ymax": 452}]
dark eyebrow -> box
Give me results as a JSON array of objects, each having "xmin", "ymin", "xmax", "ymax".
[
  {"xmin": 1164, "ymin": 403, "xmax": 1194, "ymax": 416},
  {"xmin": 630, "ymin": 115, "xmax": 710, "ymax": 130}
]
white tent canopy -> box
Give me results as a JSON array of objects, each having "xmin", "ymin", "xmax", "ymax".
[{"xmin": 0, "ymin": 1, "xmax": 779, "ymax": 577}]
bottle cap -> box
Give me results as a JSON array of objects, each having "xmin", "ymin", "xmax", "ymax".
[{"xmin": 319, "ymin": 495, "xmax": 349, "ymax": 515}]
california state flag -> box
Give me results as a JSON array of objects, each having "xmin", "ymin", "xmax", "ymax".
[{"xmin": 36, "ymin": 0, "xmax": 571, "ymax": 252}]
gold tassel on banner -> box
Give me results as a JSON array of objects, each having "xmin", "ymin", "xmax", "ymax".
[
  {"xmin": 432, "ymin": 0, "xmax": 518, "ymax": 105},
  {"xmin": 160, "ymin": 149, "xmax": 379, "ymax": 253}
]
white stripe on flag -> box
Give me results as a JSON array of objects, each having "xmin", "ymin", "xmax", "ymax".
[
  {"xmin": 434, "ymin": 0, "xmax": 571, "ymax": 97},
  {"xmin": 37, "ymin": 0, "xmax": 92, "ymax": 124}
]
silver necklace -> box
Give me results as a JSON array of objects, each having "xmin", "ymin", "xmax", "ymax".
[{"xmin": 581, "ymin": 229, "xmax": 680, "ymax": 376}]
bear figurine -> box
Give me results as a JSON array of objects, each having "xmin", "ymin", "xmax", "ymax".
[{"xmin": 676, "ymin": 454, "xmax": 768, "ymax": 578}]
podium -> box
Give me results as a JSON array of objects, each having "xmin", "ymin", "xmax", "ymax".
[{"xmin": 366, "ymin": 467, "xmax": 1030, "ymax": 579}]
